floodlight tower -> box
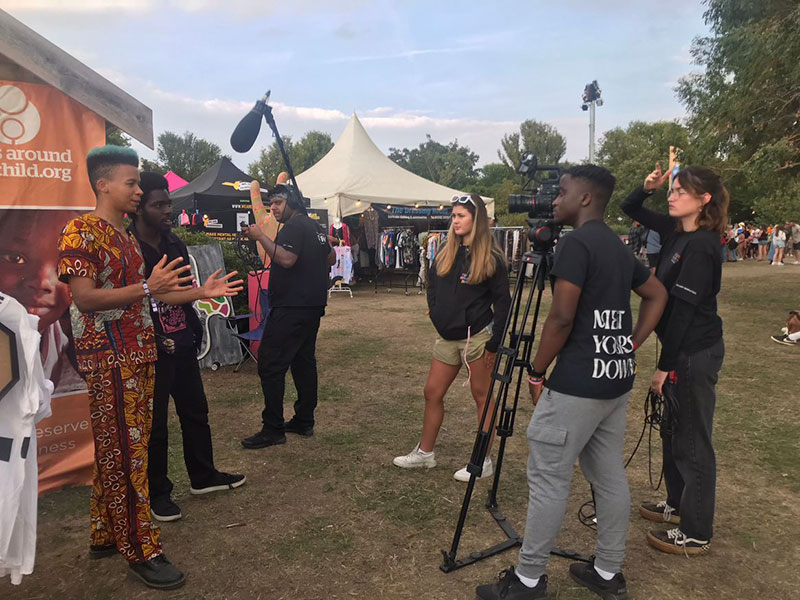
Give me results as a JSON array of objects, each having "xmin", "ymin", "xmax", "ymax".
[{"xmin": 581, "ymin": 80, "xmax": 603, "ymax": 163}]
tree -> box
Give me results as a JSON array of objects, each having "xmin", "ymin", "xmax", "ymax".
[
  {"xmin": 469, "ymin": 162, "xmax": 526, "ymax": 226},
  {"xmin": 153, "ymin": 131, "xmax": 225, "ymax": 181},
  {"xmin": 105, "ymin": 125, "xmax": 131, "ymax": 147},
  {"xmin": 388, "ymin": 135, "xmax": 480, "ymax": 190},
  {"xmin": 248, "ymin": 136, "xmax": 294, "ymax": 185},
  {"xmin": 677, "ymin": 0, "xmax": 800, "ymax": 223},
  {"xmin": 247, "ymin": 130, "xmax": 333, "ymax": 185},
  {"xmin": 140, "ymin": 158, "xmax": 167, "ymax": 175},
  {"xmin": 293, "ymin": 131, "xmax": 334, "ymax": 173},
  {"xmin": 596, "ymin": 121, "xmax": 689, "ymax": 222},
  {"xmin": 498, "ymin": 120, "xmax": 566, "ymax": 171}
]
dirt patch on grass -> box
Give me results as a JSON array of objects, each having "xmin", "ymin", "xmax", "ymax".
[{"xmin": 4, "ymin": 262, "xmax": 800, "ymax": 599}]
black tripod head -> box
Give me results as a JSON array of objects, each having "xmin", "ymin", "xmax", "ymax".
[{"xmin": 527, "ymin": 218, "xmax": 561, "ymax": 253}]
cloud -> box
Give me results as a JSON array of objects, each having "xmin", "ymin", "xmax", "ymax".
[
  {"xmin": 333, "ymin": 22, "xmax": 359, "ymax": 40},
  {"xmin": 4, "ymin": 0, "xmax": 367, "ymax": 14},
  {"xmin": 322, "ymin": 45, "xmax": 481, "ymax": 65},
  {"xmin": 670, "ymin": 45, "xmax": 694, "ymax": 64}
]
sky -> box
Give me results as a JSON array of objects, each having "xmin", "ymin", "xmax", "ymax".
[{"xmin": 4, "ymin": 0, "xmax": 710, "ymax": 172}]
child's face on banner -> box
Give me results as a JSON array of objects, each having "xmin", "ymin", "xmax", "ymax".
[{"xmin": 0, "ymin": 209, "xmax": 77, "ymax": 330}]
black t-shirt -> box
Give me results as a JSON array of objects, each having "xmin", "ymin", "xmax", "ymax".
[
  {"xmin": 268, "ymin": 213, "xmax": 332, "ymax": 308},
  {"xmin": 128, "ymin": 225, "xmax": 203, "ymax": 357},
  {"xmin": 654, "ymin": 229, "xmax": 723, "ymax": 351},
  {"xmin": 546, "ymin": 220, "xmax": 651, "ymax": 400}
]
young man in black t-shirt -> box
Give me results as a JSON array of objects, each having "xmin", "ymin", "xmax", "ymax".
[
  {"xmin": 129, "ymin": 172, "xmax": 246, "ymax": 522},
  {"xmin": 241, "ymin": 184, "xmax": 335, "ymax": 449},
  {"xmin": 477, "ymin": 166, "xmax": 667, "ymax": 600}
]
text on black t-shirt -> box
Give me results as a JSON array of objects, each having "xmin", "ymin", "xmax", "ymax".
[{"xmin": 545, "ymin": 220, "xmax": 651, "ymax": 400}]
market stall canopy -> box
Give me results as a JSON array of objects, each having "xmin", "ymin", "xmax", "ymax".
[
  {"xmin": 170, "ymin": 157, "xmax": 253, "ymax": 213},
  {"xmin": 165, "ymin": 171, "xmax": 188, "ymax": 192},
  {"xmin": 295, "ymin": 114, "xmax": 493, "ymax": 219},
  {"xmin": 169, "ymin": 157, "xmax": 256, "ymax": 240}
]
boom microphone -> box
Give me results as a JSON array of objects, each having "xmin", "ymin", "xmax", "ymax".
[{"xmin": 230, "ymin": 91, "xmax": 271, "ymax": 153}]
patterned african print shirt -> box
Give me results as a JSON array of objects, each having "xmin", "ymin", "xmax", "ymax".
[{"xmin": 57, "ymin": 213, "xmax": 156, "ymax": 373}]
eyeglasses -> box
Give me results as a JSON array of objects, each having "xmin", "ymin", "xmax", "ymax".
[{"xmin": 451, "ymin": 194, "xmax": 476, "ymax": 206}]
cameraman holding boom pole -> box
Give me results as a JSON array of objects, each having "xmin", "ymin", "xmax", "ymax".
[{"xmin": 240, "ymin": 185, "xmax": 336, "ymax": 449}]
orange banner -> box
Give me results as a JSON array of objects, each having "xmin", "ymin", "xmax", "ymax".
[
  {"xmin": 0, "ymin": 81, "xmax": 104, "ymax": 209},
  {"xmin": 0, "ymin": 80, "xmax": 105, "ymax": 493}
]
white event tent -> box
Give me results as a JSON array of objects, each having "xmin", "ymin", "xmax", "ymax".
[{"xmin": 295, "ymin": 114, "xmax": 493, "ymax": 219}]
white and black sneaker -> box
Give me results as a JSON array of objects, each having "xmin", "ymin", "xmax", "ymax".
[
  {"xmin": 190, "ymin": 472, "xmax": 246, "ymax": 495},
  {"xmin": 647, "ymin": 527, "xmax": 710, "ymax": 556},
  {"xmin": 150, "ymin": 498, "xmax": 182, "ymax": 522},
  {"xmin": 639, "ymin": 500, "xmax": 680, "ymax": 525},
  {"xmin": 771, "ymin": 334, "xmax": 797, "ymax": 346}
]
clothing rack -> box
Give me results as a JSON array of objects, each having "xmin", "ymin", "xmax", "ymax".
[{"xmin": 374, "ymin": 226, "xmax": 423, "ymax": 295}]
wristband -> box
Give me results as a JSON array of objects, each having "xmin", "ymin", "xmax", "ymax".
[
  {"xmin": 527, "ymin": 376, "xmax": 544, "ymax": 386},
  {"xmin": 142, "ymin": 280, "xmax": 159, "ymax": 313},
  {"xmin": 527, "ymin": 363, "xmax": 546, "ymax": 379}
]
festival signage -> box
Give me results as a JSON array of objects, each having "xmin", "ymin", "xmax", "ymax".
[{"xmin": 0, "ymin": 80, "xmax": 105, "ymax": 493}]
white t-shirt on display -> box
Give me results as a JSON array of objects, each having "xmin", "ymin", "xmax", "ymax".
[{"xmin": 0, "ymin": 293, "xmax": 53, "ymax": 585}]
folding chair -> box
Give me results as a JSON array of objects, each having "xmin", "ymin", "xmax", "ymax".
[{"xmin": 225, "ymin": 289, "xmax": 270, "ymax": 372}]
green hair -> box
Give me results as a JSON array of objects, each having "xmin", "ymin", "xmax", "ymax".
[{"xmin": 86, "ymin": 145, "xmax": 139, "ymax": 194}]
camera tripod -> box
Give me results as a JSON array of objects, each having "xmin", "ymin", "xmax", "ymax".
[{"xmin": 440, "ymin": 240, "xmax": 594, "ymax": 572}]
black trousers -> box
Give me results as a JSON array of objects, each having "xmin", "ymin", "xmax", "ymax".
[
  {"xmin": 258, "ymin": 306, "xmax": 323, "ymax": 432},
  {"xmin": 661, "ymin": 338, "xmax": 725, "ymax": 541},
  {"xmin": 148, "ymin": 353, "xmax": 216, "ymax": 501}
]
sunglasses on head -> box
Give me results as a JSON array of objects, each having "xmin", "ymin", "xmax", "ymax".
[{"xmin": 451, "ymin": 194, "xmax": 476, "ymax": 206}]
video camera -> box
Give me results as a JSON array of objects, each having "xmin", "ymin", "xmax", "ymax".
[{"xmin": 507, "ymin": 153, "xmax": 562, "ymax": 250}]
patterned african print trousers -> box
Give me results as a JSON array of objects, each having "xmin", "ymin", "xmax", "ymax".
[{"xmin": 86, "ymin": 363, "xmax": 162, "ymax": 563}]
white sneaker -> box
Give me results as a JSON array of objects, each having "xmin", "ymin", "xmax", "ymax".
[
  {"xmin": 393, "ymin": 444, "xmax": 436, "ymax": 469},
  {"xmin": 453, "ymin": 458, "xmax": 493, "ymax": 482}
]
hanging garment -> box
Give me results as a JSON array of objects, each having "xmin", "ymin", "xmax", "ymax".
[
  {"xmin": 179, "ymin": 210, "xmax": 190, "ymax": 226},
  {"xmin": 362, "ymin": 208, "xmax": 380, "ymax": 249},
  {"xmin": 329, "ymin": 223, "xmax": 351, "ymax": 246},
  {"xmin": 0, "ymin": 293, "xmax": 53, "ymax": 585},
  {"xmin": 330, "ymin": 246, "xmax": 354, "ymax": 284},
  {"xmin": 418, "ymin": 245, "xmax": 427, "ymax": 288},
  {"xmin": 397, "ymin": 230, "xmax": 419, "ymax": 270},
  {"xmin": 379, "ymin": 231, "xmax": 397, "ymax": 269},
  {"xmin": 511, "ymin": 229, "xmax": 522, "ymax": 272}
]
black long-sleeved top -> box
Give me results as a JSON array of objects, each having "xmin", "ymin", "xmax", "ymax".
[
  {"xmin": 621, "ymin": 186, "xmax": 723, "ymax": 371},
  {"xmin": 427, "ymin": 246, "xmax": 511, "ymax": 353}
]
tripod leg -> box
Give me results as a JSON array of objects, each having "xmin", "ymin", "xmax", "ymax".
[{"xmin": 441, "ymin": 251, "xmax": 550, "ymax": 572}]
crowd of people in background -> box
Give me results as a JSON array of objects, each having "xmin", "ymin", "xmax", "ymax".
[
  {"xmin": 630, "ymin": 220, "xmax": 800, "ymax": 267},
  {"xmin": 721, "ymin": 221, "xmax": 800, "ymax": 265}
]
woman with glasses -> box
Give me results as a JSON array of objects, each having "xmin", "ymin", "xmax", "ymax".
[
  {"xmin": 621, "ymin": 163, "xmax": 728, "ymax": 556},
  {"xmin": 393, "ymin": 193, "xmax": 511, "ymax": 482}
]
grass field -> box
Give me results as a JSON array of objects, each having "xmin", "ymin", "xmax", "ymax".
[{"xmin": 3, "ymin": 260, "xmax": 799, "ymax": 599}]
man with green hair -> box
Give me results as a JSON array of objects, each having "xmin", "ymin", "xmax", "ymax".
[{"xmin": 58, "ymin": 145, "xmax": 190, "ymax": 589}]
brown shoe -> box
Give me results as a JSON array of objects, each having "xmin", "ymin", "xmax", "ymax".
[
  {"xmin": 639, "ymin": 501, "xmax": 680, "ymax": 525},
  {"xmin": 647, "ymin": 528, "xmax": 710, "ymax": 556}
]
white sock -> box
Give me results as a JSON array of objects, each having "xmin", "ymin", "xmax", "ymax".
[
  {"xmin": 515, "ymin": 568, "xmax": 539, "ymax": 588},
  {"xmin": 416, "ymin": 447, "xmax": 433, "ymax": 457},
  {"xmin": 594, "ymin": 565, "xmax": 616, "ymax": 581},
  {"xmin": 788, "ymin": 331, "xmax": 800, "ymax": 341}
]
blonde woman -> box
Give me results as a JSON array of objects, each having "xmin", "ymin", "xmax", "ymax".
[{"xmin": 394, "ymin": 194, "xmax": 511, "ymax": 481}]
